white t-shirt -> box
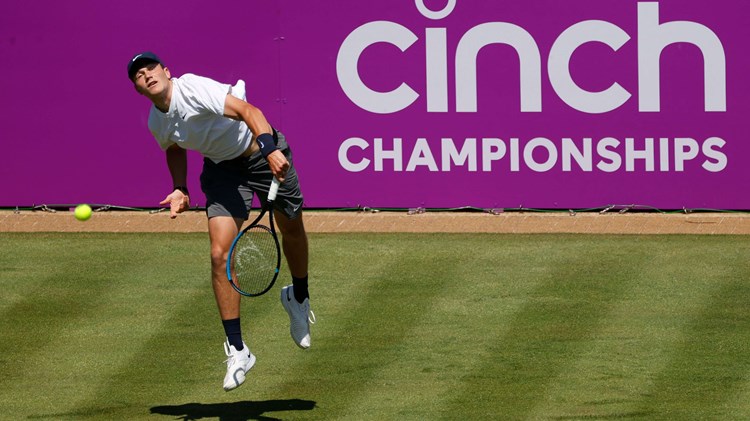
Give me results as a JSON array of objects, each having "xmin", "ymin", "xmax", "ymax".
[{"xmin": 148, "ymin": 74, "xmax": 252, "ymax": 163}]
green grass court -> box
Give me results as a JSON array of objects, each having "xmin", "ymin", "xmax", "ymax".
[{"xmin": 1, "ymin": 232, "xmax": 749, "ymax": 420}]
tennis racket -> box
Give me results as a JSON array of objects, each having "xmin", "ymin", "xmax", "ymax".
[{"xmin": 227, "ymin": 178, "xmax": 281, "ymax": 297}]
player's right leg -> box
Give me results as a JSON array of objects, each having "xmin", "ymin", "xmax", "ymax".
[
  {"xmin": 201, "ymin": 156, "xmax": 256, "ymax": 391},
  {"xmin": 208, "ymin": 215, "xmax": 256, "ymax": 391},
  {"xmin": 208, "ymin": 216, "xmax": 244, "ymax": 321}
]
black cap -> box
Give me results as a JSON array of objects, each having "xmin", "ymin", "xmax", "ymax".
[{"xmin": 127, "ymin": 52, "xmax": 162, "ymax": 80}]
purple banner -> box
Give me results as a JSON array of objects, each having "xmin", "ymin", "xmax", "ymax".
[{"xmin": 1, "ymin": 1, "xmax": 748, "ymax": 209}]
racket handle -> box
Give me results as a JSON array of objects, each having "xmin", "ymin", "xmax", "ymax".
[{"xmin": 268, "ymin": 178, "xmax": 281, "ymax": 202}]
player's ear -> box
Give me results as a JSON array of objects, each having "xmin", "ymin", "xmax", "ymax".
[{"xmin": 163, "ymin": 66, "xmax": 171, "ymax": 79}]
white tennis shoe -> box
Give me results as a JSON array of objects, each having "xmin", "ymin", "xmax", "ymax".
[
  {"xmin": 222, "ymin": 340, "xmax": 256, "ymax": 391},
  {"xmin": 281, "ymin": 285, "xmax": 316, "ymax": 349}
]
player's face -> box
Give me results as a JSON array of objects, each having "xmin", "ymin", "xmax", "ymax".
[{"xmin": 132, "ymin": 62, "xmax": 171, "ymax": 97}]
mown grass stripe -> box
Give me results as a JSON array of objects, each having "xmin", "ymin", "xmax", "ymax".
[
  {"xmin": 1, "ymin": 233, "xmax": 211, "ymax": 419},
  {"xmin": 523, "ymin": 236, "xmax": 727, "ymax": 419},
  {"xmin": 342, "ymin": 234, "xmax": 556, "ymax": 419},
  {"xmin": 634, "ymin": 240, "xmax": 750, "ymax": 418},
  {"xmin": 0, "ymin": 234, "xmax": 169, "ymax": 417},
  {"xmin": 439, "ymin": 235, "xmax": 653, "ymax": 419},
  {"xmin": 22, "ymin": 285, "xmax": 214, "ymax": 421},
  {"xmin": 0, "ymin": 233, "xmax": 71, "ymax": 312},
  {"xmin": 62, "ymin": 290, "xmax": 214, "ymax": 419},
  {"xmin": 331, "ymin": 248, "xmax": 466, "ymax": 417},
  {"xmin": 0, "ymin": 275, "xmax": 112, "ymax": 416}
]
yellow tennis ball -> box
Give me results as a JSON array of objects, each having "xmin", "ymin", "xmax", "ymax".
[{"xmin": 74, "ymin": 204, "xmax": 92, "ymax": 221}]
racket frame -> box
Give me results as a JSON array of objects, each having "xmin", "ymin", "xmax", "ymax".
[{"xmin": 226, "ymin": 178, "xmax": 282, "ymax": 297}]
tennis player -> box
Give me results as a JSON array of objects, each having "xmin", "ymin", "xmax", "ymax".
[{"xmin": 128, "ymin": 52, "xmax": 314, "ymax": 391}]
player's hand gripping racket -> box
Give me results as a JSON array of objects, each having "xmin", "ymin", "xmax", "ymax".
[{"xmin": 227, "ymin": 178, "xmax": 281, "ymax": 297}]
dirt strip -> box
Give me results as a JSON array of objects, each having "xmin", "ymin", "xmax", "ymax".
[{"xmin": 1, "ymin": 210, "xmax": 749, "ymax": 234}]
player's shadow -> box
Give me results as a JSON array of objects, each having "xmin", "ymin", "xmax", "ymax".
[{"xmin": 150, "ymin": 399, "xmax": 316, "ymax": 421}]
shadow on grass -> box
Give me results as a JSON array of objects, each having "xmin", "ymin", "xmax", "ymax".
[{"xmin": 150, "ymin": 399, "xmax": 316, "ymax": 421}]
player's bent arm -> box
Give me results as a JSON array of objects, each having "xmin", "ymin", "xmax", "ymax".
[
  {"xmin": 223, "ymin": 94, "xmax": 272, "ymax": 138},
  {"xmin": 223, "ymin": 94, "xmax": 289, "ymax": 180}
]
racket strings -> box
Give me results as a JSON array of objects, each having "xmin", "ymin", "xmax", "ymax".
[{"xmin": 230, "ymin": 224, "xmax": 279, "ymax": 295}]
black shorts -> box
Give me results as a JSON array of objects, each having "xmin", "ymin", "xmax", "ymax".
[{"xmin": 200, "ymin": 130, "xmax": 304, "ymax": 220}]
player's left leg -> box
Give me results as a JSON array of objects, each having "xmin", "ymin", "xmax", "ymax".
[
  {"xmin": 274, "ymin": 211, "xmax": 308, "ymax": 283},
  {"xmin": 244, "ymin": 129, "xmax": 315, "ymax": 348}
]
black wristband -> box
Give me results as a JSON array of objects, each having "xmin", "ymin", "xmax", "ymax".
[
  {"xmin": 173, "ymin": 185, "xmax": 189, "ymax": 195},
  {"xmin": 256, "ymin": 133, "xmax": 278, "ymax": 158}
]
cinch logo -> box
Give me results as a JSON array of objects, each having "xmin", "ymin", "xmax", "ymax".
[{"xmin": 336, "ymin": 1, "xmax": 727, "ymax": 114}]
